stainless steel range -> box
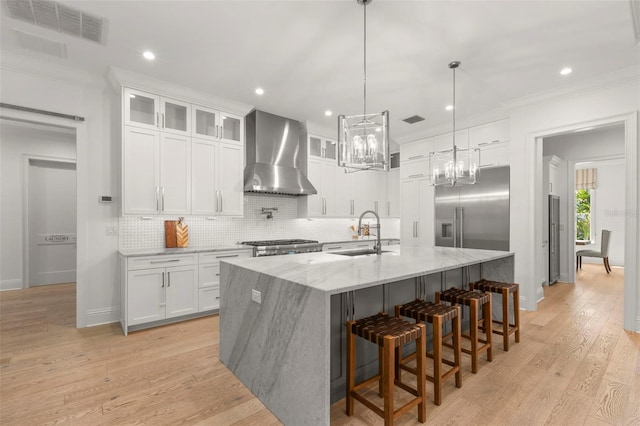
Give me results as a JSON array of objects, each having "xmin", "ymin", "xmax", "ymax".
[{"xmin": 241, "ymin": 239, "xmax": 323, "ymax": 257}]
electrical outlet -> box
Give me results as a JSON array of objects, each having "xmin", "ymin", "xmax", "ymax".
[
  {"xmin": 106, "ymin": 225, "xmax": 118, "ymax": 236},
  {"xmin": 251, "ymin": 289, "xmax": 261, "ymax": 304}
]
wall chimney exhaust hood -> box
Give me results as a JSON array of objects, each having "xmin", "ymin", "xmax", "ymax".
[{"xmin": 243, "ymin": 110, "xmax": 317, "ymax": 196}]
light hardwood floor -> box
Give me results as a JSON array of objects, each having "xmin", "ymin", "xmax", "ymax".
[{"xmin": 1, "ymin": 263, "xmax": 638, "ymax": 425}]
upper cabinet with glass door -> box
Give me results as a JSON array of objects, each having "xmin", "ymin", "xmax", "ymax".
[
  {"xmin": 124, "ymin": 88, "xmax": 191, "ymax": 136},
  {"xmin": 308, "ymin": 134, "xmax": 337, "ymax": 162},
  {"xmin": 192, "ymin": 105, "xmax": 243, "ymax": 145}
]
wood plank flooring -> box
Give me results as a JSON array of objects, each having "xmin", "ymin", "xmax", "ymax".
[{"xmin": 1, "ymin": 263, "xmax": 638, "ymax": 425}]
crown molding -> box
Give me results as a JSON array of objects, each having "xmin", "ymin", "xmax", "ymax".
[
  {"xmin": 107, "ymin": 67, "xmax": 254, "ymax": 117},
  {"xmin": 503, "ymin": 66, "xmax": 640, "ymax": 111}
]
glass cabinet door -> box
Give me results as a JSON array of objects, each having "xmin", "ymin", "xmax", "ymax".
[
  {"xmin": 193, "ymin": 106, "xmax": 218, "ymax": 140},
  {"xmin": 161, "ymin": 98, "xmax": 190, "ymax": 135},
  {"xmin": 309, "ymin": 136, "xmax": 322, "ymax": 158},
  {"xmin": 220, "ymin": 114, "xmax": 242, "ymax": 144},
  {"xmin": 125, "ymin": 88, "xmax": 159, "ymax": 130},
  {"xmin": 324, "ymin": 139, "xmax": 337, "ymax": 160}
]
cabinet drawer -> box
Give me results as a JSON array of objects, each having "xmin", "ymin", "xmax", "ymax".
[
  {"xmin": 399, "ymin": 159, "xmax": 428, "ymax": 180},
  {"xmin": 127, "ymin": 254, "xmax": 196, "ymax": 270},
  {"xmin": 199, "ymin": 263, "xmax": 220, "ymax": 288},
  {"xmin": 199, "ymin": 286, "xmax": 220, "ymax": 311},
  {"xmin": 198, "ymin": 250, "xmax": 251, "ymax": 264}
]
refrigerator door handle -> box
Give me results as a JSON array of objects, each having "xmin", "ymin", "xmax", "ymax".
[
  {"xmin": 453, "ymin": 207, "xmax": 457, "ymax": 247},
  {"xmin": 460, "ymin": 207, "xmax": 464, "ymax": 247}
]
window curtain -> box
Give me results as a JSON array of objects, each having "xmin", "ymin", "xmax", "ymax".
[{"xmin": 576, "ymin": 168, "xmax": 597, "ymax": 190}]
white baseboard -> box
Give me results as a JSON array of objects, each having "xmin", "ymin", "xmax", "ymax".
[
  {"xmin": 85, "ymin": 307, "xmax": 120, "ymax": 327},
  {"xmin": 536, "ymin": 285, "xmax": 545, "ymax": 303},
  {"xmin": 559, "ymin": 273, "xmax": 569, "ymax": 283},
  {"xmin": 1, "ymin": 279, "xmax": 23, "ymax": 291}
]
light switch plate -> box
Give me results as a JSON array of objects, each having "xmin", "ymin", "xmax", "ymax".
[{"xmin": 251, "ymin": 289, "xmax": 261, "ymax": 304}]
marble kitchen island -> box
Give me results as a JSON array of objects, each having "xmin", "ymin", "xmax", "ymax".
[{"xmin": 219, "ymin": 245, "xmax": 514, "ymax": 425}]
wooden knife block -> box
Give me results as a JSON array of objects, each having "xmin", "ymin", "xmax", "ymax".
[{"xmin": 165, "ymin": 220, "xmax": 189, "ymax": 248}]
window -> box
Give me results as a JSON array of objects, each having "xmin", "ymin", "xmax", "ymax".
[{"xmin": 576, "ymin": 189, "xmax": 594, "ymax": 242}]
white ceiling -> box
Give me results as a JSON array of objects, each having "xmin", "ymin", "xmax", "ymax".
[{"xmin": 1, "ymin": 0, "xmax": 638, "ymax": 141}]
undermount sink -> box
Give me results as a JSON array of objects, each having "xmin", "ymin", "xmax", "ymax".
[{"xmin": 331, "ymin": 249, "xmax": 391, "ymax": 257}]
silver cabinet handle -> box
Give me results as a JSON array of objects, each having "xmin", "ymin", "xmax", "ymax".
[
  {"xmin": 161, "ymin": 272, "xmax": 165, "ymax": 287},
  {"xmin": 408, "ymin": 174, "xmax": 424, "ymax": 178},
  {"xmin": 150, "ymin": 259, "xmax": 180, "ymax": 264},
  {"xmin": 220, "ymin": 190, "xmax": 223, "ymax": 212},
  {"xmin": 167, "ymin": 271, "xmax": 171, "ymax": 287},
  {"xmin": 350, "ymin": 200, "xmax": 354, "ymax": 215},
  {"xmin": 387, "ymin": 201, "xmax": 390, "ymax": 217},
  {"xmin": 156, "ymin": 186, "xmax": 160, "ymax": 212},
  {"xmin": 155, "ymin": 112, "xmax": 159, "ymax": 127},
  {"xmin": 374, "ymin": 201, "xmax": 378, "ymax": 214},
  {"xmin": 215, "ymin": 190, "xmax": 220, "ymax": 212},
  {"xmin": 216, "ymin": 254, "xmax": 239, "ymax": 259},
  {"xmin": 327, "ymin": 246, "xmax": 342, "ymax": 250},
  {"xmin": 215, "ymin": 296, "xmax": 220, "ymax": 300},
  {"xmin": 408, "ymin": 155, "xmax": 424, "ymax": 160},
  {"xmin": 477, "ymin": 139, "xmax": 500, "ymax": 146},
  {"xmin": 162, "ymin": 113, "xmax": 165, "ymax": 129},
  {"xmin": 161, "ymin": 187, "xmax": 165, "ymax": 212},
  {"xmin": 415, "ymin": 221, "xmax": 419, "ymax": 238}
]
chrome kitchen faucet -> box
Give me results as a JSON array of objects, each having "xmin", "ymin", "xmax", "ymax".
[{"xmin": 357, "ymin": 210, "xmax": 382, "ymax": 255}]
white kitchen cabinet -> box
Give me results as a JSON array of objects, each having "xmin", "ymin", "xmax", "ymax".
[
  {"xmin": 307, "ymin": 158, "xmax": 338, "ymax": 216},
  {"xmin": 401, "ymin": 138, "xmax": 430, "ymax": 162},
  {"xmin": 386, "ymin": 169, "xmax": 400, "ymax": 217},
  {"xmin": 336, "ymin": 169, "xmax": 387, "ymax": 217},
  {"xmin": 401, "ymin": 176, "xmax": 434, "ymax": 246},
  {"xmin": 124, "ymin": 254, "xmax": 198, "ymax": 329},
  {"xmin": 124, "ymin": 88, "xmax": 191, "ymax": 136},
  {"xmin": 198, "ymin": 250, "xmax": 251, "ymax": 311},
  {"xmin": 433, "ymin": 129, "xmax": 469, "ymax": 152},
  {"xmin": 122, "ymin": 126, "xmax": 191, "ymax": 215},
  {"xmin": 192, "ymin": 104, "xmax": 243, "ymax": 145},
  {"xmin": 191, "ymin": 138, "xmax": 244, "ymax": 216},
  {"xmin": 468, "ymin": 119, "xmax": 509, "ymax": 147},
  {"xmin": 478, "ymin": 141, "xmax": 509, "ymax": 168},
  {"xmin": 308, "ymin": 134, "xmax": 337, "ymax": 162}
]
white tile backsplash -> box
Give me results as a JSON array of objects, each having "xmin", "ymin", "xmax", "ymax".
[{"xmin": 119, "ymin": 194, "xmax": 400, "ymax": 249}]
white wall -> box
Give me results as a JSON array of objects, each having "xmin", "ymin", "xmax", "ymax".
[
  {"xmin": 0, "ymin": 122, "xmax": 76, "ymax": 290},
  {"xmin": 509, "ymin": 75, "xmax": 639, "ymax": 332},
  {"xmin": 1, "ymin": 54, "xmax": 121, "ymax": 326},
  {"xmin": 543, "ymin": 125, "xmax": 625, "ymax": 159}
]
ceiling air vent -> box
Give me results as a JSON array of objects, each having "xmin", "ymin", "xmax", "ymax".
[
  {"xmin": 4, "ymin": 0, "xmax": 108, "ymax": 45},
  {"xmin": 402, "ymin": 115, "xmax": 425, "ymax": 124},
  {"xmin": 16, "ymin": 30, "xmax": 67, "ymax": 58}
]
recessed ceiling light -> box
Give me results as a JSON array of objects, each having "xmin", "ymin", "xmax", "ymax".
[
  {"xmin": 142, "ymin": 50, "xmax": 155, "ymax": 60},
  {"xmin": 324, "ymin": 110, "xmax": 332, "ymax": 117},
  {"xmin": 560, "ymin": 67, "xmax": 572, "ymax": 75},
  {"xmin": 445, "ymin": 105, "xmax": 454, "ymax": 111},
  {"xmin": 255, "ymin": 87, "xmax": 264, "ymax": 95}
]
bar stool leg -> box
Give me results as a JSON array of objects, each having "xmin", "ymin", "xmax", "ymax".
[
  {"xmin": 346, "ymin": 320, "xmax": 355, "ymax": 416},
  {"xmin": 433, "ymin": 314, "xmax": 443, "ymax": 405},
  {"xmin": 383, "ymin": 336, "xmax": 394, "ymax": 425},
  {"xmin": 470, "ymin": 299, "xmax": 479, "ymax": 374},
  {"xmin": 453, "ymin": 307, "xmax": 462, "ymax": 388},
  {"xmin": 502, "ymin": 287, "xmax": 510, "ymax": 351},
  {"xmin": 514, "ymin": 288, "xmax": 520, "ymax": 343},
  {"xmin": 483, "ymin": 297, "xmax": 493, "ymax": 362},
  {"xmin": 416, "ymin": 324, "xmax": 427, "ymax": 423}
]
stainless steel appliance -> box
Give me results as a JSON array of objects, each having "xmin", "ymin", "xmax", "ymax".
[
  {"xmin": 435, "ymin": 166, "xmax": 510, "ymax": 251},
  {"xmin": 548, "ymin": 194, "xmax": 560, "ymax": 284},
  {"xmin": 241, "ymin": 239, "xmax": 323, "ymax": 257},
  {"xmin": 243, "ymin": 109, "xmax": 317, "ymax": 195}
]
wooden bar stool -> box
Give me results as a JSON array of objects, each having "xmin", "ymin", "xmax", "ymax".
[
  {"xmin": 395, "ymin": 299, "xmax": 462, "ymax": 405},
  {"xmin": 469, "ymin": 279, "xmax": 520, "ymax": 351},
  {"xmin": 346, "ymin": 312, "xmax": 427, "ymax": 425},
  {"xmin": 435, "ymin": 288, "xmax": 492, "ymax": 374}
]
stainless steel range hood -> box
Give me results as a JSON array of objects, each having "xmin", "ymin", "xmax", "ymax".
[{"xmin": 243, "ymin": 109, "xmax": 317, "ymax": 195}]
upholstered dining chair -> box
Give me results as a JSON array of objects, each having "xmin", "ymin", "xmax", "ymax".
[{"xmin": 576, "ymin": 229, "xmax": 612, "ymax": 273}]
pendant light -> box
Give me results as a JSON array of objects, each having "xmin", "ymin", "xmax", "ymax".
[
  {"xmin": 338, "ymin": 0, "xmax": 389, "ymax": 172},
  {"xmin": 429, "ymin": 61, "xmax": 480, "ymax": 186}
]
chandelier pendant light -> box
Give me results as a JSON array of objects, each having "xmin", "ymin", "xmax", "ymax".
[
  {"xmin": 429, "ymin": 61, "xmax": 480, "ymax": 186},
  {"xmin": 338, "ymin": 0, "xmax": 390, "ymax": 172}
]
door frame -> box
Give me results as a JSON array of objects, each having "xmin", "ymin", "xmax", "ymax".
[
  {"xmin": 532, "ymin": 111, "xmax": 637, "ymax": 331},
  {"xmin": 23, "ymin": 154, "xmax": 77, "ymax": 288},
  {"xmin": 1, "ymin": 108, "xmax": 89, "ymax": 328}
]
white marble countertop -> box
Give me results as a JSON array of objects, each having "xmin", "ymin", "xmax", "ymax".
[
  {"xmin": 119, "ymin": 244, "xmax": 251, "ymax": 257},
  {"xmin": 222, "ymin": 244, "xmax": 513, "ymax": 295}
]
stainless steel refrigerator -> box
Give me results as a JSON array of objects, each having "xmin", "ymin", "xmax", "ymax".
[
  {"xmin": 548, "ymin": 195, "xmax": 560, "ymax": 284},
  {"xmin": 435, "ymin": 166, "xmax": 510, "ymax": 251}
]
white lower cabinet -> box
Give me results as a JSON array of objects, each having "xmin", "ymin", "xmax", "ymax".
[
  {"xmin": 401, "ymin": 176, "xmax": 434, "ymax": 246},
  {"xmin": 121, "ymin": 249, "xmax": 251, "ymax": 335},
  {"xmin": 198, "ymin": 250, "xmax": 251, "ymax": 311}
]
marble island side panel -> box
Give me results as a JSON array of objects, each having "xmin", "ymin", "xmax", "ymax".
[{"xmin": 219, "ymin": 262, "xmax": 330, "ymax": 426}]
